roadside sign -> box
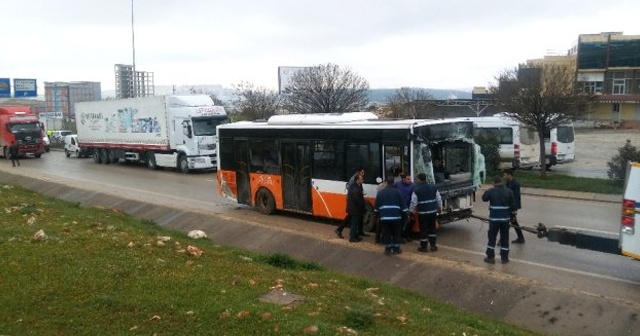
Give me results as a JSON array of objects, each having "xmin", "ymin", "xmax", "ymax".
[
  {"xmin": 13, "ymin": 78, "xmax": 37, "ymax": 97},
  {"xmin": 0, "ymin": 78, "xmax": 10, "ymax": 98}
]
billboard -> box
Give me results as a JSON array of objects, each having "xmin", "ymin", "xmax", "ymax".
[
  {"xmin": 13, "ymin": 78, "xmax": 37, "ymax": 97},
  {"xmin": 278, "ymin": 66, "xmax": 313, "ymax": 94},
  {"xmin": 0, "ymin": 78, "xmax": 10, "ymax": 98}
]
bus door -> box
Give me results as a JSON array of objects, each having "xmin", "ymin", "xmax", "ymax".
[
  {"xmin": 234, "ymin": 139, "xmax": 251, "ymax": 205},
  {"xmin": 282, "ymin": 141, "xmax": 312, "ymax": 213}
]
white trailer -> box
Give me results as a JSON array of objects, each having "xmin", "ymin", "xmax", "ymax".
[{"xmin": 75, "ymin": 95, "xmax": 227, "ymax": 173}]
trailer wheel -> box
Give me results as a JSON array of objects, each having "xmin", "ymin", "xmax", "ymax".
[
  {"xmin": 146, "ymin": 152, "xmax": 158, "ymax": 170},
  {"xmin": 362, "ymin": 202, "xmax": 377, "ymax": 232},
  {"xmin": 256, "ymin": 188, "xmax": 276, "ymax": 215},
  {"xmin": 178, "ymin": 155, "xmax": 190, "ymax": 174},
  {"xmin": 93, "ymin": 149, "xmax": 102, "ymax": 163},
  {"xmin": 100, "ymin": 148, "xmax": 109, "ymax": 164},
  {"xmin": 109, "ymin": 150, "xmax": 119, "ymax": 163},
  {"xmin": 65, "ymin": 149, "xmax": 71, "ymax": 158}
]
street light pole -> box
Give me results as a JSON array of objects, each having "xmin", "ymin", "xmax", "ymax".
[{"xmin": 131, "ymin": 0, "xmax": 137, "ymax": 98}]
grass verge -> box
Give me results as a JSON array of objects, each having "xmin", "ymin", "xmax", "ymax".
[
  {"xmin": 494, "ymin": 170, "xmax": 623, "ymax": 195},
  {"xmin": 0, "ymin": 184, "xmax": 541, "ymax": 335}
]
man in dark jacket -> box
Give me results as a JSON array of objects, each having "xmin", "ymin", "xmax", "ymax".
[
  {"xmin": 504, "ymin": 169, "xmax": 524, "ymax": 243},
  {"xmin": 9, "ymin": 141, "xmax": 20, "ymax": 167},
  {"xmin": 375, "ymin": 176, "xmax": 408, "ymax": 255},
  {"xmin": 410, "ymin": 173, "xmax": 442, "ymax": 252},
  {"xmin": 395, "ymin": 173, "xmax": 414, "ymax": 241},
  {"xmin": 346, "ymin": 173, "xmax": 365, "ymax": 243},
  {"xmin": 482, "ymin": 177, "xmax": 515, "ymax": 264},
  {"xmin": 336, "ymin": 167, "xmax": 366, "ymax": 238}
]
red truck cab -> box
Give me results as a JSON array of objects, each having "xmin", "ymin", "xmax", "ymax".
[{"xmin": 0, "ymin": 106, "xmax": 45, "ymax": 158}]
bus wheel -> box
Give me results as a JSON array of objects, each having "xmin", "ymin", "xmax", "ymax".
[
  {"xmin": 256, "ymin": 188, "xmax": 276, "ymax": 215},
  {"xmin": 362, "ymin": 202, "xmax": 376, "ymax": 232},
  {"xmin": 93, "ymin": 149, "xmax": 102, "ymax": 163}
]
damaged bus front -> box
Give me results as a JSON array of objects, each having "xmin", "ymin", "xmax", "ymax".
[{"xmin": 411, "ymin": 120, "xmax": 485, "ymax": 224}]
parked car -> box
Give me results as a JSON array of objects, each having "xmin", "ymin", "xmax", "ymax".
[{"xmin": 52, "ymin": 130, "xmax": 73, "ymax": 143}]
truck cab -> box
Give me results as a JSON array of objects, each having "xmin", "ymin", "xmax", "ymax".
[{"xmin": 620, "ymin": 162, "xmax": 640, "ymax": 260}]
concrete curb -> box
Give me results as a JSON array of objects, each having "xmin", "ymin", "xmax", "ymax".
[{"xmin": 479, "ymin": 185, "xmax": 621, "ymax": 204}]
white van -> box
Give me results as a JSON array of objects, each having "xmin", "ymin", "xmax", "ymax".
[
  {"xmin": 620, "ymin": 162, "xmax": 640, "ymax": 260},
  {"xmin": 468, "ymin": 115, "xmax": 541, "ymax": 170},
  {"xmin": 64, "ymin": 134, "xmax": 92, "ymax": 158},
  {"xmin": 544, "ymin": 122, "xmax": 576, "ymax": 168}
]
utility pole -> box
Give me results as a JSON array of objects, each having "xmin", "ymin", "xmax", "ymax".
[{"xmin": 131, "ymin": 0, "xmax": 137, "ymax": 98}]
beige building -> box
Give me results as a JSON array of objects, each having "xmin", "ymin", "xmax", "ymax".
[{"xmin": 572, "ymin": 32, "xmax": 640, "ymax": 127}]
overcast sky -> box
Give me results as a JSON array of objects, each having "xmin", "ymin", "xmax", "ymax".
[{"xmin": 2, "ymin": 0, "xmax": 639, "ymax": 92}]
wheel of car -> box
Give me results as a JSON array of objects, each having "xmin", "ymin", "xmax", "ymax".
[
  {"xmin": 65, "ymin": 149, "xmax": 71, "ymax": 158},
  {"xmin": 256, "ymin": 188, "xmax": 276, "ymax": 215},
  {"xmin": 3, "ymin": 147, "xmax": 8, "ymax": 159},
  {"xmin": 362, "ymin": 202, "xmax": 377, "ymax": 232},
  {"xmin": 178, "ymin": 155, "xmax": 190, "ymax": 174},
  {"xmin": 93, "ymin": 149, "xmax": 102, "ymax": 163},
  {"xmin": 146, "ymin": 152, "xmax": 158, "ymax": 170},
  {"xmin": 34, "ymin": 154, "xmax": 41, "ymax": 158}
]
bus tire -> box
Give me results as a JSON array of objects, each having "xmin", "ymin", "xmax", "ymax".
[
  {"xmin": 256, "ymin": 188, "xmax": 276, "ymax": 215},
  {"xmin": 93, "ymin": 149, "xmax": 102, "ymax": 163},
  {"xmin": 362, "ymin": 202, "xmax": 376, "ymax": 232}
]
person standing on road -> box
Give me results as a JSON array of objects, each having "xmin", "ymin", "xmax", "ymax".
[
  {"xmin": 375, "ymin": 176, "xmax": 408, "ymax": 255},
  {"xmin": 504, "ymin": 169, "xmax": 524, "ymax": 244},
  {"xmin": 336, "ymin": 167, "xmax": 366, "ymax": 239},
  {"xmin": 482, "ymin": 177, "xmax": 515, "ymax": 264},
  {"xmin": 346, "ymin": 173, "xmax": 366, "ymax": 243},
  {"xmin": 410, "ymin": 173, "xmax": 442, "ymax": 253},
  {"xmin": 395, "ymin": 173, "xmax": 414, "ymax": 241},
  {"xmin": 9, "ymin": 141, "xmax": 20, "ymax": 167}
]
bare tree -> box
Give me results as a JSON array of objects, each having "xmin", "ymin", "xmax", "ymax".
[
  {"xmin": 492, "ymin": 63, "xmax": 592, "ymax": 176},
  {"xmin": 233, "ymin": 81, "xmax": 282, "ymax": 121},
  {"xmin": 386, "ymin": 87, "xmax": 434, "ymax": 119},
  {"xmin": 284, "ymin": 63, "xmax": 369, "ymax": 114}
]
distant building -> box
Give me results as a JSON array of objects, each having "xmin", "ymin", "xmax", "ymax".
[
  {"xmin": 44, "ymin": 81, "xmax": 101, "ymax": 119},
  {"xmin": 572, "ymin": 32, "xmax": 640, "ymax": 126},
  {"xmin": 115, "ymin": 64, "xmax": 155, "ymax": 99}
]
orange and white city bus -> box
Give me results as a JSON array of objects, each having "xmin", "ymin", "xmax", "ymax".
[{"xmin": 216, "ymin": 112, "xmax": 485, "ymax": 231}]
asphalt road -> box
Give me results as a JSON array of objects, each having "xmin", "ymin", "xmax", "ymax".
[{"xmin": 2, "ymin": 150, "xmax": 640, "ymax": 335}]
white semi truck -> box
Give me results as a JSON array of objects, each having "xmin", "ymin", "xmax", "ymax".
[{"xmin": 75, "ymin": 95, "xmax": 227, "ymax": 173}]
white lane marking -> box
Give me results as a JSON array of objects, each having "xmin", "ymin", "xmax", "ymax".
[{"xmin": 442, "ymin": 245, "xmax": 640, "ymax": 286}]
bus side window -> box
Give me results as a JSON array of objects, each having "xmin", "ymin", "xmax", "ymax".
[
  {"xmin": 312, "ymin": 140, "xmax": 344, "ymax": 180},
  {"xmin": 250, "ymin": 140, "xmax": 279, "ymax": 174},
  {"xmin": 345, "ymin": 142, "xmax": 381, "ymax": 184}
]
